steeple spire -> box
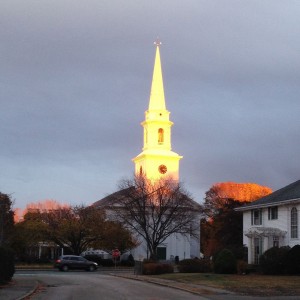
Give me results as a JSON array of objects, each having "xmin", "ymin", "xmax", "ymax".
[{"xmin": 148, "ymin": 39, "xmax": 166, "ymax": 111}]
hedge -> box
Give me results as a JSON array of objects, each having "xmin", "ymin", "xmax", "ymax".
[
  {"xmin": 178, "ymin": 258, "xmax": 212, "ymax": 273},
  {"xmin": 142, "ymin": 262, "xmax": 174, "ymax": 275}
]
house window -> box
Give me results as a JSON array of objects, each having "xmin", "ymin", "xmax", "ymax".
[
  {"xmin": 291, "ymin": 207, "xmax": 298, "ymax": 239},
  {"xmin": 268, "ymin": 206, "xmax": 278, "ymax": 220},
  {"xmin": 251, "ymin": 209, "xmax": 262, "ymax": 225},
  {"xmin": 158, "ymin": 128, "xmax": 164, "ymax": 144}
]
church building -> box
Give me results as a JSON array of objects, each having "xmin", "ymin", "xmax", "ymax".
[{"xmin": 93, "ymin": 42, "xmax": 200, "ymax": 261}]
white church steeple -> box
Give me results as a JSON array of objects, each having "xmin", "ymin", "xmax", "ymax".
[{"xmin": 133, "ymin": 41, "xmax": 182, "ymax": 181}]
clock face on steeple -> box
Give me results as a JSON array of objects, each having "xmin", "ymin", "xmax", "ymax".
[{"xmin": 158, "ymin": 164, "xmax": 167, "ymax": 174}]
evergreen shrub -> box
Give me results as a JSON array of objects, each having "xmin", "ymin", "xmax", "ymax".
[
  {"xmin": 0, "ymin": 246, "xmax": 15, "ymax": 283},
  {"xmin": 214, "ymin": 249, "xmax": 236, "ymax": 274},
  {"xmin": 178, "ymin": 258, "xmax": 212, "ymax": 273},
  {"xmin": 259, "ymin": 246, "xmax": 289, "ymax": 275},
  {"xmin": 285, "ymin": 245, "xmax": 300, "ymax": 275}
]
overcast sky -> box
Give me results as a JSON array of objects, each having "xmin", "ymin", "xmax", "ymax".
[{"xmin": 1, "ymin": 0, "xmax": 299, "ymax": 209}]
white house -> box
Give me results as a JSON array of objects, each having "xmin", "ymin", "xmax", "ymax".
[{"xmin": 236, "ymin": 180, "xmax": 300, "ymax": 264}]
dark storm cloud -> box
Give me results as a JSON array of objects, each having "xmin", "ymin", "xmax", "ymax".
[{"xmin": 1, "ymin": 0, "xmax": 299, "ymax": 208}]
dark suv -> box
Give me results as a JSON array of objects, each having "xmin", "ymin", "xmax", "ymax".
[{"xmin": 54, "ymin": 255, "xmax": 98, "ymax": 272}]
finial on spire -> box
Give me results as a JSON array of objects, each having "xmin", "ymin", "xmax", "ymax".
[{"xmin": 154, "ymin": 37, "xmax": 162, "ymax": 47}]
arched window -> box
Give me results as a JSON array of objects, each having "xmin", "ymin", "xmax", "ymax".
[
  {"xmin": 139, "ymin": 166, "xmax": 143, "ymax": 175},
  {"xmin": 291, "ymin": 207, "xmax": 298, "ymax": 239},
  {"xmin": 158, "ymin": 128, "xmax": 164, "ymax": 144}
]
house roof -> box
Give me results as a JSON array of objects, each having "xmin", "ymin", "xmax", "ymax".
[{"xmin": 236, "ymin": 179, "xmax": 300, "ymax": 211}]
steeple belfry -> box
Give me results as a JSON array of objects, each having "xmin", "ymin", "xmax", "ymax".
[
  {"xmin": 133, "ymin": 41, "xmax": 182, "ymax": 181},
  {"xmin": 149, "ymin": 41, "xmax": 166, "ymax": 111}
]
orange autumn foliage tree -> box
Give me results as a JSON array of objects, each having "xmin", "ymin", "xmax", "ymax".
[
  {"xmin": 203, "ymin": 182, "xmax": 272, "ymax": 219},
  {"xmin": 201, "ymin": 182, "xmax": 272, "ymax": 258},
  {"xmin": 14, "ymin": 200, "xmax": 69, "ymax": 222},
  {"xmin": 210, "ymin": 182, "xmax": 272, "ymax": 203},
  {"xmin": 25, "ymin": 199, "xmax": 69, "ymax": 212}
]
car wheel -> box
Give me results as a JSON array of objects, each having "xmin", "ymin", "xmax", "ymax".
[
  {"xmin": 62, "ymin": 265, "xmax": 69, "ymax": 272},
  {"xmin": 88, "ymin": 265, "xmax": 95, "ymax": 272}
]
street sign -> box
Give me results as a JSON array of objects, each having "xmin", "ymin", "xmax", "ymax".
[{"xmin": 112, "ymin": 249, "xmax": 120, "ymax": 258}]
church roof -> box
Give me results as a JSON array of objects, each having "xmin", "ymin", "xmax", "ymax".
[
  {"xmin": 236, "ymin": 180, "xmax": 300, "ymax": 211},
  {"xmin": 92, "ymin": 188, "xmax": 133, "ymax": 208},
  {"xmin": 92, "ymin": 187, "xmax": 202, "ymax": 211}
]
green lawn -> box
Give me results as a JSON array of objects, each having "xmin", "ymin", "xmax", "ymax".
[{"xmin": 152, "ymin": 273, "xmax": 300, "ymax": 296}]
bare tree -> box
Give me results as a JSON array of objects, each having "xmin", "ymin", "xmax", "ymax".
[{"xmin": 112, "ymin": 175, "xmax": 200, "ymax": 260}]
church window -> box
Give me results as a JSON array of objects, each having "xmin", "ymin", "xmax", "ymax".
[
  {"xmin": 139, "ymin": 166, "xmax": 143, "ymax": 175},
  {"xmin": 158, "ymin": 128, "xmax": 164, "ymax": 144},
  {"xmin": 291, "ymin": 207, "xmax": 298, "ymax": 239}
]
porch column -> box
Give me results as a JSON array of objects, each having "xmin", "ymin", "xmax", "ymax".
[
  {"xmin": 248, "ymin": 237, "xmax": 252, "ymax": 264},
  {"xmin": 263, "ymin": 236, "xmax": 268, "ymax": 254}
]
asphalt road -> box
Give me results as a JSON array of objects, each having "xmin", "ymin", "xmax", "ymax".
[{"xmin": 17, "ymin": 270, "xmax": 208, "ymax": 300}]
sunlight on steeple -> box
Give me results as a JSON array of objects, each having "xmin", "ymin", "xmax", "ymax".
[{"xmin": 133, "ymin": 41, "xmax": 182, "ymax": 182}]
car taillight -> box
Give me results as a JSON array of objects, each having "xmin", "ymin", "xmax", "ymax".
[{"xmin": 56, "ymin": 259, "xmax": 61, "ymax": 263}]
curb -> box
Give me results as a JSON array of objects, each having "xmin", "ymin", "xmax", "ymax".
[
  {"xmin": 16, "ymin": 280, "xmax": 40, "ymax": 300},
  {"xmin": 110, "ymin": 273, "xmax": 234, "ymax": 297}
]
